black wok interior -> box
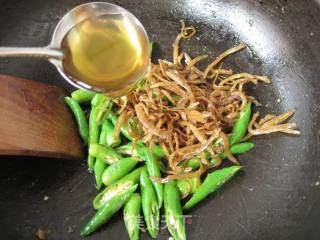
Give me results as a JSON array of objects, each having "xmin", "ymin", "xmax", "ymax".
[{"xmin": 0, "ymin": 0, "xmax": 319, "ymax": 239}]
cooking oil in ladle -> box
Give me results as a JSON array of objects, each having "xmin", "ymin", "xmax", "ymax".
[
  {"xmin": 61, "ymin": 13, "xmax": 150, "ymax": 94},
  {"xmin": 0, "ymin": 3, "xmax": 150, "ymax": 94}
]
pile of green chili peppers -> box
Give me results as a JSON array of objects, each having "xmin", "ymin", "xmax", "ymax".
[{"xmin": 65, "ymin": 88, "xmax": 255, "ymax": 240}]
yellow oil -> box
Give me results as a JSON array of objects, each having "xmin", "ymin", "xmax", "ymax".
[{"xmin": 61, "ymin": 14, "xmax": 149, "ymax": 94}]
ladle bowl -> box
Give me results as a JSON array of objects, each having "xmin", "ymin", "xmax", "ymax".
[{"xmin": 0, "ymin": 2, "xmax": 150, "ymax": 94}]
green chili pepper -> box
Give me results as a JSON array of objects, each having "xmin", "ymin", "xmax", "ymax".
[
  {"xmin": 177, "ymin": 180, "xmax": 191, "ymax": 199},
  {"xmin": 88, "ymin": 109, "xmax": 100, "ymax": 171},
  {"xmin": 91, "ymin": 94, "xmax": 112, "ymax": 124},
  {"xmin": 71, "ymin": 89, "xmax": 96, "ymax": 104},
  {"xmin": 230, "ymin": 141, "xmax": 255, "ymax": 154},
  {"xmin": 117, "ymin": 142, "xmax": 166, "ymax": 171},
  {"xmin": 164, "ymin": 94, "xmax": 182, "ymax": 105},
  {"xmin": 88, "ymin": 95, "xmax": 114, "ymax": 171},
  {"xmin": 157, "ymin": 160, "xmax": 166, "ymax": 173},
  {"xmin": 87, "ymin": 154, "xmax": 95, "ymax": 172},
  {"xmin": 80, "ymin": 184, "xmax": 138, "ymax": 236},
  {"xmin": 116, "ymin": 143, "xmax": 139, "ymax": 156},
  {"xmin": 104, "ymin": 119, "xmax": 121, "ymax": 147},
  {"xmin": 183, "ymin": 151, "xmax": 209, "ymax": 169},
  {"xmin": 177, "ymin": 177, "xmax": 201, "ymax": 199},
  {"xmin": 94, "ymin": 119, "xmax": 110, "ymax": 190},
  {"xmin": 116, "ymin": 142, "xmax": 165, "ymax": 159},
  {"xmin": 183, "ymin": 157, "xmax": 201, "ymax": 170},
  {"xmin": 94, "ymin": 160, "xmax": 107, "ymax": 190},
  {"xmin": 189, "ymin": 176, "xmax": 201, "ymax": 193},
  {"xmin": 182, "ymin": 151, "xmax": 211, "ymax": 170},
  {"xmin": 93, "ymin": 166, "xmax": 145, "ymax": 210},
  {"xmin": 98, "ymin": 119, "xmax": 109, "ymax": 146},
  {"xmin": 99, "ymin": 119, "xmax": 121, "ymax": 147},
  {"xmin": 88, "ymin": 95, "xmax": 111, "ymax": 171},
  {"xmin": 151, "ymin": 145, "xmax": 166, "ymax": 159},
  {"xmin": 123, "ymin": 193, "xmax": 141, "ymax": 240},
  {"xmin": 89, "ymin": 144, "xmax": 122, "ymax": 164},
  {"xmin": 144, "ymin": 149, "xmax": 163, "ymax": 208},
  {"xmin": 64, "ymin": 97, "xmax": 89, "ymax": 145},
  {"xmin": 102, "ymin": 157, "xmax": 140, "ymax": 186},
  {"xmin": 184, "ymin": 166, "xmax": 242, "ymax": 210},
  {"xmin": 108, "ymin": 111, "xmax": 133, "ymax": 141},
  {"xmin": 216, "ymin": 141, "xmax": 256, "ymax": 159},
  {"xmin": 229, "ymin": 103, "xmax": 252, "ymax": 145},
  {"xmin": 183, "ymin": 141, "xmax": 255, "ymax": 170},
  {"xmin": 164, "ymin": 180, "xmax": 186, "ymax": 240},
  {"xmin": 140, "ymin": 168, "xmax": 160, "ymax": 238}
]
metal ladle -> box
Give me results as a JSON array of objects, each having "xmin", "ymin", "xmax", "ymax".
[{"xmin": 0, "ymin": 2, "xmax": 150, "ymax": 94}]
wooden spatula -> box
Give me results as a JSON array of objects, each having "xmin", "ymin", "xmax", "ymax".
[{"xmin": 0, "ymin": 75, "xmax": 84, "ymax": 160}]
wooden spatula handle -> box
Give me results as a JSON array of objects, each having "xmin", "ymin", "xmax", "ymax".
[{"xmin": 0, "ymin": 75, "xmax": 84, "ymax": 160}]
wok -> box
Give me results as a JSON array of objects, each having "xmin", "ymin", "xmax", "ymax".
[{"xmin": 0, "ymin": 0, "xmax": 319, "ymax": 239}]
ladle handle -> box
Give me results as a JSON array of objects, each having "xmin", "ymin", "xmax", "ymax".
[{"xmin": 0, "ymin": 47, "xmax": 62, "ymax": 60}]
